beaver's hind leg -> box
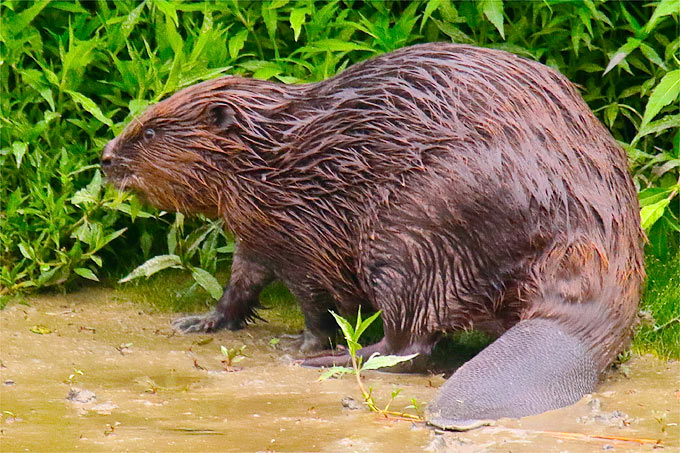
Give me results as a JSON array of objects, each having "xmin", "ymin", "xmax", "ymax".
[
  {"xmin": 172, "ymin": 244, "xmax": 274, "ymax": 333},
  {"xmin": 426, "ymin": 317, "xmax": 598, "ymax": 430}
]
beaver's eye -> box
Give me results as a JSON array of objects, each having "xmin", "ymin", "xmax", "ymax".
[{"xmin": 143, "ymin": 128, "xmax": 156, "ymax": 141}]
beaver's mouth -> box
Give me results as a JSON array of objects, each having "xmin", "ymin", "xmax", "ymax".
[
  {"xmin": 106, "ymin": 172, "xmax": 180, "ymax": 212},
  {"xmin": 102, "ymin": 169, "xmax": 144, "ymax": 196}
]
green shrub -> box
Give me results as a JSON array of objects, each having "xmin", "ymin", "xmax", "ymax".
[{"xmin": 1, "ymin": 0, "xmax": 678, "ymax": 350}]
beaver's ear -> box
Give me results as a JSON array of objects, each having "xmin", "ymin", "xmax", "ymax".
[{"xmin": 208, "ymin": 105, "xmax": 236, "ymax": 132}]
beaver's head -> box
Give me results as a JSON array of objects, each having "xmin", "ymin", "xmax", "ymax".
[{"xmin": 101, "ymin": 76, "xmax": 292, "ymax": 217}]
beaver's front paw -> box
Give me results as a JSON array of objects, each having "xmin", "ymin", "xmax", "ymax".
[{"xmin": 171, "ymin": 310, "xmax": 244, "ymax": 333}]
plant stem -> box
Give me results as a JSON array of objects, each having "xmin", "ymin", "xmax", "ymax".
[{"xmin": 351, "ymin": 352, "xmax": 378, "ymax": 412}]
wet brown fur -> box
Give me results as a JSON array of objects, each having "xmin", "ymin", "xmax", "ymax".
[{"xmin": 104, "ymin": 43, "xmax": 644, "ymax": 371}]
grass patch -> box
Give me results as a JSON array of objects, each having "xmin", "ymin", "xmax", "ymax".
[
  {"xmin": 113, "ymin": 268, "xmax": 220, "ymax": 313},
  {"xmin": 258, "ymin": 282, "xmax": 304, "ymax": 332},
  {"xmin": 633, "ymin": 251, "xmax": 680, "ymax": 359},
  {"xmin": 112, "ymin": 268, "xmax": 304, "ymax": 332}
]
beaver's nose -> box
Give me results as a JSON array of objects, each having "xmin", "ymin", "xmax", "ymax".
[{"xmin": 101, "ymin": 142, "xmax": 114, "ymax": 168}]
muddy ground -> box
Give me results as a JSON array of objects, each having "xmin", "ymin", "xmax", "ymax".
[{"xmin": 1, "ymin": 289, "xmax": 678, "ymax": 452}]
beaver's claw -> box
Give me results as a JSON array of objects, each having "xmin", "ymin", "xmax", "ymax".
[{"xmin": 171, "ymin": 310, "xmax": 231, "ymax": 333}]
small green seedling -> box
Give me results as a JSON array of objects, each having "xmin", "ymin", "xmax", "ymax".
[
  {"xmin": 140, "ymin": 377, "xmax": 162, "ymax": 394},
  {"xmin": 64, "ymin": 368, "xmax": 84, "ymax": 384},
  {"xmin": 29, "ymin": 325, "xmax": 52, "ymax": 335},
  {"xmin": 406, "ymin": 397, "xmax": 425, "ymax": 418},
  {"xmin": 220, "ymin": 345, "xmax": 247, "ymax": 371},
  {"xmin": 319, "ymin": 308, "xmax": 423, "ymax": 421}
]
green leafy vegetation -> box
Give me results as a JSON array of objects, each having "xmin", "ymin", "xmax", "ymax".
[
  {"xmin": 220, "ymin": 344, "xmax": 248, "ymax": 371},
  {"xmin": 119, "ymin": 214, "xmax": 233, "ymax": 300},
  {"xmin": 1, "ymin": 1, "xmax": 678, "ymax": 355},
  {"xmin": 319, "ymin": 308, "xmax": 423, "ymax": 421}
]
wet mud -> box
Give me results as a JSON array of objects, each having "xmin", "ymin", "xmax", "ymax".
[{"xmin": 1, "ymin": 289, "xmax": 678, "ymax": 452}]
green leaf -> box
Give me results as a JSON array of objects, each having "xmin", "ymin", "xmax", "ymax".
[
  {"xmin": 99, "ymin": 228, "xmax": 127, "ymax": 251},
  {"xmin": 120, "ymin": 1, "xmax": 146, "ymax": 41},
  {"xmin": 30, "ymin": 325, "xmax": 52, "ymax": 335},
  {"xmin": 4, "ymin": 0, "xmax": 50, "ymax": 37},
  {"xmin": 330, "ymin": 310, "xmax": 362, "ymax": 356},
  {"xmin": 162, "ymin": 50, "xmax": 184, "ymax": 96},
  {"xmin": 61, "ymin": 29, "xmax": 99, "ymax": 89},
  {"xmin": 619, "ymin": 2, "xmax": 642, "ymax": 33},
  {"xmin": 74, "ymin": 267, "xmax": 99, "ymax": 282},
  {"xmin": 119, "ymin": 254, "xmax": 183, "ymax": 283},
  {"xmin": 65, "ymin": 90, "xmax": 113, "ymax": 127},
  {"xmin": 71, "ymin": 190, "xmax": 95, "ymax": 206},
  {"xmin": 48, "ymin": 1, "xmax": 88, "ymax": 13},
  {"xmin": 361, "ymin": 353, "xmax": 419, "ymax": 371},
  {"xmin": 603, "ymin": 37, "xmax": 641, "ymax": 75},
  {"xmin": 154, "ymin": 0, "xmax": 179, "ymax": 26},
  {"xmin": 216, "ymin": 243, "xmax": 235, "ymax": 254},
  {"xmin": 18, "ymin": 243, "xmax": 34, "ymax": 260},
  {"xmin": 305, "ymin": 39, "xmax": 375, "ymax": 53},
  {"xmin": 639, "ymin": 70, "xmax": 680, "ymax": 129},
  {"xmin": 39, "ymin": 88, "xmax": 56, "ymax": 111},
  {"xmin": 318, "ymin": 366, "xmax": 353, "ymax": 381},
  {"xmin": 290, "ymin": 8, "xmax": 308, "ymax": 42},
  {"xmin": 576, "ymin": 63, "xmax": 604, "ymax": 73},
  {"xmin": 261, "ymin": 2, "xmax": 278, "ymax": 41},
  {"xmin": 114, "ymin": 203, "xmax": 154, "ymax": 219},
  {"xmin": 88, "ymin": 170, "xmax": 103, "ymax": 198},
  {"xmin": 421, "ymin": 0, "xmax": 442, "ymax": 32},
  {"xmin": 184, "ymin": 224, "xmax": 215, "ymax": 259},
  {"xmin": 228, "ymin": 29, "xmax": 248, "ymax": 59},
  {"xmin": 639, "ymin": 187, "xmax": 675, "ymax": 207},
  {"xmin": 188, "ymin": 11, "xmax": 215, "ymax": 65},
  {"xmin": 253, "ymin": 66, "xmax": 282, "ymax": 80},
  {"xmin": 163, "ymin": 12, "xmax": 184, "ymax": 55},
  {"xmin": 576, "ymin": 6, "xmax": 593, "ymax": 37},
  {"xmin": 634, "ymin": 114, "xmax": 680, "ymax": 143},
  {"xmin": 639, "ymin": 43, "xmax": 666, "ymax": 70},
  {"xmin": 179, "ymin": 66, "xmax": 233, "ymax": 88},
  {"xmin": 330, "ymin": 311, "xmax": 355, "ymax": 343},
  {"xmin": 90, "ymin": 255, "xmax": 103, "ymax": 267},
  {"xmin": 604, "ymin": 103, "xmax": 618, "ymax": 128},
  {"xmin": 480, "ymin": 0, "xmax": 504, "ymax": 39},
  {"xmin": 645, "ymin": 0, "xmax": 680, "ymax": 34},
  {"xmin": 190, "ymin": 266, "xmax": 223, "ymax": 300},
  {"xmin": 11, "ymin": 142, "xmax": 27, "ymax": 168},
  {"xmin": 433, "ymin": 19, "xmax": 474, "ymax": 44},
  {"xmin": 354, "ymin": 310, "xmax": 382, "ymax": 340},
  {"xmin": 36, "ymin": 266, "xmax": 62, "ymax": 287},
  {"xmin": 641, "ymin": 198, "xmax": 671, "ymax": 231},
  {"xmin": 655, "ymin": 160, "xmax": 680, "ymax": 178}
]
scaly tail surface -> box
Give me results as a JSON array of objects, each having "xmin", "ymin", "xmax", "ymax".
[{"xmin": 426, "ymin": 318, "xmax": 598, "ymax": 430}]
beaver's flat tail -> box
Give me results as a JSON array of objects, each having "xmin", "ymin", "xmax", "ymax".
[{"xmin": 426, "ymin": 318, "xmax": 598, "ymax": 430}]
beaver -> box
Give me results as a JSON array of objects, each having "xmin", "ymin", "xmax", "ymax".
[{"xmin": 102, "ymin": 43, "xmax": 644, "ymax": 430}]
